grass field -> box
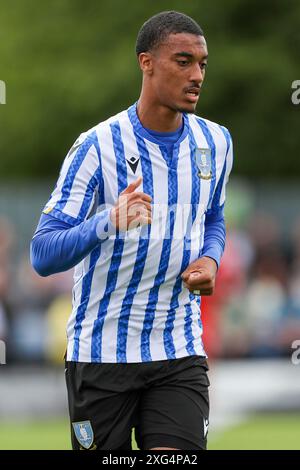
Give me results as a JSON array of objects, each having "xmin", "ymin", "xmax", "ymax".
[
  {"xmin": 0, "ymin": 414, "xmax": 299, "ymax": 450},
  {"xmin": 209, "ymin": 414, "xmax": 300, "ymax": 450}
]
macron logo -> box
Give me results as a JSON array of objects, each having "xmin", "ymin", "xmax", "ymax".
[{"xmin": 126, "ymin": 155, "xmax": 140, "ymax": 174}]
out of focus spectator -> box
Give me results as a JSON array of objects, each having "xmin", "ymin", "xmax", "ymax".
[
  {"xmin": 218, "ymin": 211, "xmax": 300, "ymax": 358},
  {"xmin": 0, "ymin": 217, "xmax": 14, "ymax": 344},
  {"xmin": 45, "ymin": 293, "xmax": 72, "ymax": 365},
  {"xmin": 10, "ymin": 254, "xmax": 73, "ymax": 363}
]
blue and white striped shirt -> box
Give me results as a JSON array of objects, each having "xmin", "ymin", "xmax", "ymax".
[{"xmin": 42, "ymin": 103, "xmax": 233, "ymax": 363}]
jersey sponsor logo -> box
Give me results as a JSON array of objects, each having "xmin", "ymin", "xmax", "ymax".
[
  {"xmin": 195, "ymin": 148, "xmax": 212, "ymax": 180},
  {"xmin": 72, "ymin": 420, "xmax": 94, "ymax": 449},
  {"xmin": 126, "ymin": 155, "xmax": 140, "ymax": 174}
]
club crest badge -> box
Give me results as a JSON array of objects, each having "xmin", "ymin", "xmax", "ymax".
[
  {"xmin": 195, "ymin": 148, "xmax": 212, "ymax": 180},
  {"xmin": 72, "ymin": 421, "xmax": 94, "ymax": 449}
]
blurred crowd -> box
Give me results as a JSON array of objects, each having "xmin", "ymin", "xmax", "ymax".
[
  {"xmin": 1, "ymin": 185, "xmax": 300, "ymax": 364},
  {"xmin": 0, "ymin": 216, "xmax": 73, "ymax": 364},
  {"xmin": 203, "ymin": 211, "xmax": 300, "ymax": 359}
]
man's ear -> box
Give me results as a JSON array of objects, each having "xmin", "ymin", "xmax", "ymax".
[{"xmin": 138, "ymin": 52, "xmax": 154, "ymax": 75}]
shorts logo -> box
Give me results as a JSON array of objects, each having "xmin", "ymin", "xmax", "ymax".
[
  {"xmin": 72, "ymin": 420, "xmax": 94, "ymax": 449},
  {"xmin": 203, "ymin": 417, "xmax": 209, "ymax": 437},
  {"xmin": 195, "ymin": 148, "xmax": 212, "ymax": 180}
]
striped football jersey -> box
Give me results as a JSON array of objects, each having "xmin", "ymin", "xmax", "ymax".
[{"xmin": 43, "ymin": 103, "xmax": 233, "ymax": 363}]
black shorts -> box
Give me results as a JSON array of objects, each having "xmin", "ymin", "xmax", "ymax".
[{"xmin": 65, "ymin": 355, "xmax": 210, "ymax": 451}]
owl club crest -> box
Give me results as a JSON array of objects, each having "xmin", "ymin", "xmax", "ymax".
[
  {"xmin": 195, "ymin": 148, "xmax": 212, "ymax": 180},
  {"xmin": 72, "ymin": 420, "xmax": 94, "ymax": 449}
]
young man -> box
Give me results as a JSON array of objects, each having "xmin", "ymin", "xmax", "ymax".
[{"xmin": 31, "ymin": 11, "xmax": 233, "ymax": 450}]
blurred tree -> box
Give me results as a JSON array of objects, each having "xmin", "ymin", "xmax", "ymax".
[{"xmin": 0, "ymin": 0, "xmax": 299, "ymax": 178}]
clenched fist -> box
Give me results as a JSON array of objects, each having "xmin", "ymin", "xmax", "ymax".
[{"xmin": 181, "ymin": 256, "xmax": 218, "ymax": 296}]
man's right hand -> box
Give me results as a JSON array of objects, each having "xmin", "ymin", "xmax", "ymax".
[{"xmin": 110, "ymin": 176, "xmax": 152, "ymax": 231}]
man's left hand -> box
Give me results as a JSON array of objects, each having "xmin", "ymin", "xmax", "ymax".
[{"xmin": 181, "ymin": 257, "xmax": 218, "ymax": 296}]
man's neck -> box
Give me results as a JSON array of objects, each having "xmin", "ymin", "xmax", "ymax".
[{"xmin": 137, "ymin": 96, "xmax": 183, "ymax": 133}]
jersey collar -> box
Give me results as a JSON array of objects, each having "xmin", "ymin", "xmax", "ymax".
[{"xmin": 127, "ymin": 102, "xmax": 190, "ymax": 147}]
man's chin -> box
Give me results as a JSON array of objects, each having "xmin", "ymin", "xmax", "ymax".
[{"xmin": 176, "ymin": 101, "xmax": 198, "ymax": 114}]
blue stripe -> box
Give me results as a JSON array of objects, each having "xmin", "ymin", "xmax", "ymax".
[
  {"xmin": 197, "ymin": 125, "xmax": 230, "ymax": 257},
  {"xmin": 71, "ymin": 131, "xmax": 103, "ymax": 361},
  {"xmin": 195, "ymin": 118, "xmax": 219, "ymax": 259},
  {"xmin": 71, "ymin": 246, "xmax": 102, "ymax": 361},
  {"xmin": 196, "ymin": 296, "xmax": 205, "ymax": 353},
  {"xmin": 77, "ymin": 132, "xmax": 105, "ymax": 221},
  {"xmin": 198, "ymin": 211, "xmax": 207, "ymax": 258},
  {"xmin": 116, "ymin": 123, "xmax": 154, "ymax": 363},
  {"xmin": 187, "ymin": 125, "xmax": 202, "ymax": 248},
  {"xmin": 91, "ymin": 121, "xmax": 128, "ymax": 362},
  {"xmin": 92, "ymin": 135, "xmax": 106, "ymax": 206},
  {"xmin": 77, "ymin": 169, "xmax": 100, "ymax": 221},
  {"xmin": 194, "ymin": 293, "xmax": 203, "ymax": 328},
  {"xmin": 196, "ymin": 119, "xmax": 217, "ymax": 210},
  {"xmin": 140, "ymin": 145, "xmax": 180, "ymax": 362},
  {"xmin": 193, "ymin": 282, "xmax": 205, "ymax": 353},
  {"xmin": 54, "ymin": 137, "xmax": 95, "ymax": 213},
  {"xmin": 220, "ymin": 125, "xmax": 231, "ymax": 152},
  {"xmin": 45, "ymin": 208, "xmax": 81, "ymax": 226},
  {"xmin": 163, "ymin": 128, "xmax": 201, "ymax": 359},
  {"xmin": 209, "ymin": 125, "xmax": 230, "ymax": 213},
  {"xmin": 184, "ymin": 304, "xmax": 197, "ymax": 355},
  {"xmin": 191, "ymin": 293, "xmax": 205, "ymax": 352}
]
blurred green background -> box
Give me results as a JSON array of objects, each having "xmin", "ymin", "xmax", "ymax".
[
  {"xmin": 1, "ymin": 0, "xmax": 300, "ymax": 451},
  {"xmin": 1, "ymin": 0, "xmax": 299, "ymax": 178}
]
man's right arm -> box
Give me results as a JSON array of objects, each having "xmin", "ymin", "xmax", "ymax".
[
  {"xmin": 31, "ymin": 176, "xmax": 152, "ymax": 277},
  {"xmin": 30, "ymin": 209, "xmax": 115, "ymax": 277}
]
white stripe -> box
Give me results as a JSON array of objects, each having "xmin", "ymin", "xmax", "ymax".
[
  {"xmin": 75, "ymin": 125, "xmax": 118, "ymax": 362},
  {"xmin": 66, "ymin": 261, "xmax": 86, "ymax": 360},
  {"xmin": 198, "ymin": 212, "xmax": 207, "ymax": 256},
  {"xmin": 118, "ymin": 114, "xmax": 150, "ymax": 362},
  {"xmin": 190, "ymin": 300, "xmax": 205, "ymax": 353},
  {"xmin": 44, "ymin": 143, "xmax": 79, "ymax": 211},
  {"xmin": 128, "ymin": 137, "xmax": 170, "ymax": 362},
  {"xmin": 98, "ymin": 117, "xmax": 142, "ymax": 362},
  {"xmin": 196, "ymin": 117, "xmax": 228, "ymax": 210},
  {"xmin": 160, "ymin": 138, "xmax": 192, "ymax": 357},
  {"xmin": 220, "ymin": 135, "xmax": 233, "ymax": 206},
  {"xmin": 175, "ymin": 119, "xmax": 209, "ymax": 309},
  {"xmin": 63, "ymin": 144, "xmax": 99, "ymax": 219}
]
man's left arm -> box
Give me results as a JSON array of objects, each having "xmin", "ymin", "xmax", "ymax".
[{"xmin": 182, "ymin": 127, "xmax": 233, "ymax": 295}]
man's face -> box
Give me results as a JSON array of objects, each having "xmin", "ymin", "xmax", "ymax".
[{"xmin": 149, "ymin": 33, "xmax": 208, "ymax": 113}]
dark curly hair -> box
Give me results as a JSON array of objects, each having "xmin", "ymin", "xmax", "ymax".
[{"xmin": 136, "ymin": 11, "xmax": 204, "ymax": 56}]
